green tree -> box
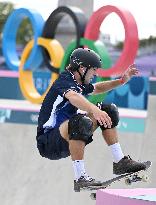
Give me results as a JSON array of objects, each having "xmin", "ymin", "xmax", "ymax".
[
  {"xmin": 0, "ymin": 2, "xmax": 14, "ymax": 40},
  {"xmin": 0, "ymin": 2, "xmax": 33, "ymax": 47},
  {"xmin": 16, "ymin": 18, "xmax": 33, "ymax": 46},
  {"xmin": 115, "ymin": 35, "xmax": 156, "ymax": 49}
]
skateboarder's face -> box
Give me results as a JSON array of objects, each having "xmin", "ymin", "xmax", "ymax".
[{"xmin": 79, "ymin": 66, "xmax": 97, "ymax": 84}]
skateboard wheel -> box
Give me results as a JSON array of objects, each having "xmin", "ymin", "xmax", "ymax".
[
  {"xmin": 125, "ymin": 178, "xmax": 132, "ymax": 185},
  {"xmin": 142, "ymin": 174, "xmax": 149, "ymax": 182},
  {"xmin": 90, "ymin": 193, "xmax": 96, "ymax": 200}
]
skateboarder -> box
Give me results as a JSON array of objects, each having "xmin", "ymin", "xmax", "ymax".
[{"xmin": 36, "ymin": 48, "xmax": 146, "ymax": 191}]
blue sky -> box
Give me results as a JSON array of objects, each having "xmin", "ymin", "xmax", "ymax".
[{"xmin": 1, "ymin": 0, "xmax": 156, "ymax": 43}]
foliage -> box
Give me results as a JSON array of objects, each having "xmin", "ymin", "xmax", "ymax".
[
  {"xmin": 115, "ymin": 35, "xmax": 156, "ymax": 49},
  {"xmin": 0, "ymin": 2, "xmax": 14, "ymax": 38},
  {"xmin": 0, "ymin": 2, "xmax": 33, "ymax": 45}
]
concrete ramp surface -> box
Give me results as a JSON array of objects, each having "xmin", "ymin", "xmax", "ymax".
[{"xmin": 0, "ymin": 96, "xmax": 156, "ymax": 205}]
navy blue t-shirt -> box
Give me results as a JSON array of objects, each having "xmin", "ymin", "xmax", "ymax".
[{"xmin": 37, "ymin": 70, "xmax": 94, "ymax": 133}]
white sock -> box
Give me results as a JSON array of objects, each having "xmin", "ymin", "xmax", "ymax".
[
  {"xmin": 109, "ymin": 143, "xmax": 124, "ymax": 163},
  {"xmin": 72, "ymin": 160, "xmax": 86, "ymax": 181}
]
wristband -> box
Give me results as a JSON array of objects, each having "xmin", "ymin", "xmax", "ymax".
[{"xmin": 119, "ymin": 77, "xmax": 125, "ymax": 84}]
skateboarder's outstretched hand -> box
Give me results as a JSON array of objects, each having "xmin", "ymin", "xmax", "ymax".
[{"xmin": 121, "ymin": 64, "xmax": 139, "ymax": 84}]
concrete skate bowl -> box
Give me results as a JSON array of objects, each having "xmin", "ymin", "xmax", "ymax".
[{"xmin": 0, "ymin": 95, "xmax": 155, "ymax": 205}]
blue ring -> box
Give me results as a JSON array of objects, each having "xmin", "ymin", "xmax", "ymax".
[{"xmin": 2, "ymin": 8, "xmax": 44, "ymax": 71}]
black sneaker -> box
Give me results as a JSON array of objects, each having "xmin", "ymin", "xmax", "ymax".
[
  {"xmin": 113, "ymin": 155, "xmax": 147, "ymax": 175},
  {"xmin": 74, "ymin": 175, "xmax": 102, "ymax": 192}
]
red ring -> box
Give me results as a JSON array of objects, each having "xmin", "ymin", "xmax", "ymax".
[{"xmin": 84, "ymin": 5, "xmax": 138, "ymax": 77}]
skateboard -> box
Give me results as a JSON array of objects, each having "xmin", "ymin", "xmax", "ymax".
[{"xmin": 81, "ymin": 161, "xmax": 152, "ymax": 200}]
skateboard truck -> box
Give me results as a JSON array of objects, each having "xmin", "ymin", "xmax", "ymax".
[{"xmin": 125, "ymin": 173, "xmax": 149, "ymax": 185}]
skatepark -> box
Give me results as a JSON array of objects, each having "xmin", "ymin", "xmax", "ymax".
[
  {"xmin": 0, "ymin": 0, "xmax": 156, "ymax": 204},
  {"xmin": 0, "ymin": 95, "xmax": 155, "ymax": 205}
]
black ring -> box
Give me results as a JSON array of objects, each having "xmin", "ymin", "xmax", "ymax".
[{"xmin": 42, "ymin": 6, "xmax": 87, "ymax": 73}]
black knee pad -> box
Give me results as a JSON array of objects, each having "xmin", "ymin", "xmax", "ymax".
[
  {"xmin": 96, "ymin": 102, "xmax": 119, "ymax": 130},
  {"xmin": 68, "ymin": 114, "xmax": 93, "ymax": 143}
]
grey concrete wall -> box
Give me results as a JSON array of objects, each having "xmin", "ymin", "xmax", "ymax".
[
  {"xmin": 0, "ymin": 95, "xmax": 155, "ymax": 205},
  {"xmin": 58, "ymin": 0, "xmax": 93, "ymax": 19},
  {"xmin": 53, "ymin": 0, "xmax": 93, "ymax": 50}
]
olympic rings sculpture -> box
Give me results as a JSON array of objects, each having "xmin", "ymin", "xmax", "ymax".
[{"xmin": 2, "ymin": 5, "xmax": 138, "ymax": 104}]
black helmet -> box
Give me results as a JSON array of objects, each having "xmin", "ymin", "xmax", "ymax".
[
  {"xmin": 69, "ymin": 48, "xmax": 101, "ymax": 83},
  {"xmin": 70, "ymin": 48, "xmax": 101, "ymax": 71}
]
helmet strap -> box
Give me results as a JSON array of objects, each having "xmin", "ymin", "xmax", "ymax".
[
  {"xmin": 77, "ymin": 67, "xmax": 89, "ymax": 84},
  {"xmin": 77, "ymin": 69, "xmax": 84, "ymax": 83}
]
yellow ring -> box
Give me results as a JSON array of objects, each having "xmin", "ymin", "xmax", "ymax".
[{"xmin": 19, "ymin": 37, "xmax": 64, "ymax": 104}]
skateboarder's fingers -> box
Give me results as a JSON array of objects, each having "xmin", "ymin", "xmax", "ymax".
[
  {"xmin": 101, "ymin": 114, "xmax": 112, "ymax": 128},
  {"xmin": 97, "ymin": 118, "xmax": 104, "ymax": 126},
  {"xmin": 98, "ymin": 117, "xmax": 112, "ymax": 128}
]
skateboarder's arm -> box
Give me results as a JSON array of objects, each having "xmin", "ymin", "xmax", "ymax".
[
  {"xmin": 65, "ymin": 90, "xmax": 112, "ymax": 127},
  {"xmin": 92, "ymin": 64, "xmax": 139, "ymax": 95},
  {"xmin": 65, "ymin": 90, "xmax": 97, "ymax": 114},
  {"xmin": 92, "ymin": 79, "xmax": 122, "ymax": 94}
]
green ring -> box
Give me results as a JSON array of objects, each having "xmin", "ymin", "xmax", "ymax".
[{"xmin": 60, "ymin": 38, "xmax": 112, "ymax": 104}]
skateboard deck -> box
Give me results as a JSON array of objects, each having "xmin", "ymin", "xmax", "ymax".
[{"xmin": 81, "ymin": 161, "xmax": 152, "ymax": 200}]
